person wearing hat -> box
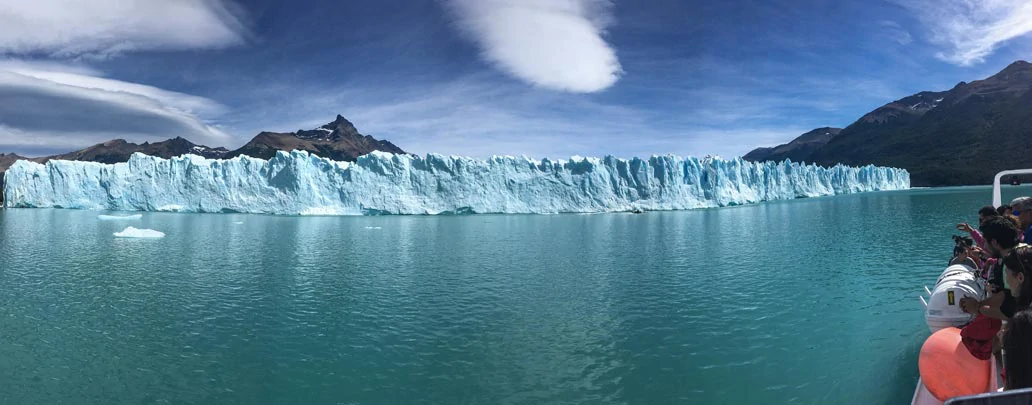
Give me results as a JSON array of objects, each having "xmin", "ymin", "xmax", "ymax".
[{"xmin": 1012, "ymin": 197, "xmax": 1032, "ymax": 243}]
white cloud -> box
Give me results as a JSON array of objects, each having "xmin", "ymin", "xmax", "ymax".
[
  {"xmin": 0, "ymin": 61, "xmax": 231, "ymax": 154},
  {"xmin": 0, "ymin": 0, "xmax": 247, "ymax": 56},
  {"xmin": 446, "ymin": 0, "xmax": 622, "ymax": 93},
  {"xmin": 0, "ymin": 61, "xmax": 226, "ymax": 118},
  {"xmin": 880, "ymin": 21, "xmax": 913, "ymax": 45},
  {"xmin": 899, "ymin": 0, "xmax": 1032, "ymax": 66}
]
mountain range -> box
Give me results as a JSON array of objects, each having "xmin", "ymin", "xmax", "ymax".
[
  {"xmin": 4, "ymin": 61, "xmax": 1031, "ymax": 192},
  {"xmin": 744, "ymin": 60, "xmax": 1032, "ymax": 186},
  {"xmin": 743, "ymin": 127, "xmax": 841, "ymax": 163},
  {"xmin": 225, "ymin": 115, "xmax": 405, "ymax": 161},
  {"xmin": 0, "ymin": 115, "xmax": 407, "ymax": 199}
]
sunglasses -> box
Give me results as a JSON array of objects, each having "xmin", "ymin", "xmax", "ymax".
[{"xmin": 1014, "ymin": 210, "xmax": 1022, "ymax": 216}]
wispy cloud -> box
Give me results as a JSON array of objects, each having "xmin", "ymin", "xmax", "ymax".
[
  {"xmin": 0, "ymin": 61, "xmax": 230, "ymax": 155},
  {"xmin": 898, "ymin": 0, "xmax": 1032, "ymax": 66},
  {"xmin": 445, "ymin": 0, "xmax": 622, "ymax": 93},
  {"xmin": 0, "ymin": 0, "xmax": 248, "ymax": 57},
  {"xmin": 880, "ymin": 21, "xmax": 913, "ymax": 45},
  {"xmin": 2, "ymin": 61, "xmax": 226, "ymax": 117}
]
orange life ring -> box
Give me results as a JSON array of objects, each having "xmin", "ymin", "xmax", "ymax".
[{"xmin": 918, "ymin": 327, "xmax": 992, "ymax": 401}]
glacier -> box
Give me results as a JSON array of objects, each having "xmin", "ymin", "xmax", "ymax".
[{"xmin": 2, "ymin": 150, "xmax": 910, "ymax": 215}]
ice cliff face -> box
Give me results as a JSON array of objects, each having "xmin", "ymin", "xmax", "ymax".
[{"xmin": 2, "ymin": 151, "xmax": 910, "ymax": 215}]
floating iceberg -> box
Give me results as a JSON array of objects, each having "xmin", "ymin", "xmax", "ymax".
[
  {"xmin": 3, "ymin": 150, "xmax": 910, "ymax": 215},
  {"xmin": 97, "ymin": 214, "xmax": 143, "ymax": 220},
  {"xmin": 113, "ymin": 227, "xmax": 165, "ymax": 238}
]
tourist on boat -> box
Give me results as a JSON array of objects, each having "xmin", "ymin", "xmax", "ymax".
[
  {"xmin": 972, "ymin": 215, "xmax": 1023, "ymax": 281},
  {"xmin": 1004, "ymin": 309, "xmax": 1032, "ymax": 390},
  {"xmin": 957, "ymin": 207, "xmax": 1006, "ymax": 271},
  {"xmin": 1002, "ymin": 246, "xmax": 1032, "ymax": 314},
  {"xmin": 1000, "ymin": 205, "xmax": 1013, "ymax": 216},
  {"xmin": 960, "ymin": 216, "xmax": 1023, "ymax": 320},
  {"xmin": 983, "ymin": 205, "xmax": 1002, "ymax": 219},
  {"xmin": 1012, "ymin": 197, "xmax": 1032, "ymax": 242},
  {"xmin": 950, "ymin": 235, "xmax": 985, "ymax": 269},
  {"xmin": 977, "ymin": 248, "xmax": 1032, "ymax": 391},
  {"xmin": 957, "ymin": 205, "xmax": 1001, "ymax": 251},
  {"xmin": 1003, "ymin": 214, "xmax": 1025, "ymax": 242},
  {"xmin": 951, "ymin": 238, "xmax": 981, "ymax": 268}
]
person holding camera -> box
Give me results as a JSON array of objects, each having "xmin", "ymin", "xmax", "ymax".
[{"xmin": 960, "ymin": 216, "xmax": 1025, "ymax": 320}]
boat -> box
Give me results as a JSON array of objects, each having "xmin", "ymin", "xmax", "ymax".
[
  {"xmin": 915, "ymin": 263, "xmax": 998, "ymax": 404},
  {"xmin": 910, "ymin": 168, "xmax": 1032, "ymax": 404}
]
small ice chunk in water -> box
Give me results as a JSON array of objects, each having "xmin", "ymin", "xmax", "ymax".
[
  {"xmin": 114, "ymin": 227, "xmax": 165, "ymax": 238},
  {"xmin": 234, "ymin": 221, "xmax": 244, "ymax": 225},
  {"xmin": 364, "ymin": 226, "xmax": 382, "ymax": 230},
  {"xmin": 98, "ymin": 214, "xmax": 142, "ymax": 220},
  {"xmin": 157, "ymin": 205, "xmax": 184, "ymax": 212}
]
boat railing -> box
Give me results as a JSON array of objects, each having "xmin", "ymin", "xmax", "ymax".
[
  {"xmin": 944, "ymin": 386, "xmax": 1032, "ymax": 403},
  {"xmin": 993, "ymin": 169, "xmax": 1032, "ymax": 207}
]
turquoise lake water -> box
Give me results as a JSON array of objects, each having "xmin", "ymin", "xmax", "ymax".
[{"xmin": 3, "ymin": 186, "xmax": 1031, "ymax": 404}]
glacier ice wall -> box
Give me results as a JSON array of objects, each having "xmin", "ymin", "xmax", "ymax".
[{"xmin": 2, "ymin": 151, "xmax": 910, "ymax": 215}]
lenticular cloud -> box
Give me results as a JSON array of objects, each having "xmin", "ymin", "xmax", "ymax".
[
  {"xmin": 447, "ymin": 0, "xmax": 622, "ymax": 93},
  {"xmin": 0, "ymin": 0, "xmax": 247, "ymax": 56}
]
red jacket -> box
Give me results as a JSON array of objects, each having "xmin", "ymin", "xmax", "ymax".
[{"xmin": 961, "ymin": 315, "xmax": 1002, "ymax": 360}]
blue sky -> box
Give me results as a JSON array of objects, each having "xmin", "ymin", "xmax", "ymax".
[{"xmin": 1, "ymin": 0, "xmax": 1030, "ymax": 159}]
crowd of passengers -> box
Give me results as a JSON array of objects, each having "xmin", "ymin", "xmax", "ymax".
[{"xmin": 952, "ymin": 197, "xmax": 1032, "ymax": 391}]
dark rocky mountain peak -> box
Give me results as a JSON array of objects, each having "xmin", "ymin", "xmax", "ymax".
[
  {"xmin": 742, "ymin": 127, "xmax": 842, "ymax": 163},
  {"xmin": 226, "ymin": 114, "xmax": 406, "ymax": 161},
  {"xmin": 857, "ymin": 91, "xmax": 948, "ymax": 125},
  {"xmin": 743, "ymin": 60, "xmax": 1032, "ymax": 186},
  {"xmin": 35, "ymin": 137, "xmax": 229, "ymax": 164},
  {"xmin": 0, "ymin": 153, "xmax": 26, "ymax": 171},
  {"xmin": 795, "ymin": 127, "xmax": 841, "ymax": 143},
  {"xmin": 805, "ymin": 60, "xmax": 1032, "ymax": 186},
  {"xmin": 998, "ymin": 60, "xmax": 1031, "ymax": 77},
  {"xmin": 948, "ymin": 60, "xmax": 1032, "ymax": 102},
  {"xmin": 323, "ymin": 114, "xmax": 359, "ymax": 132},
  {"xmin": 296, "ymin": 115, "xmax": 363, "ymax": 141}
]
